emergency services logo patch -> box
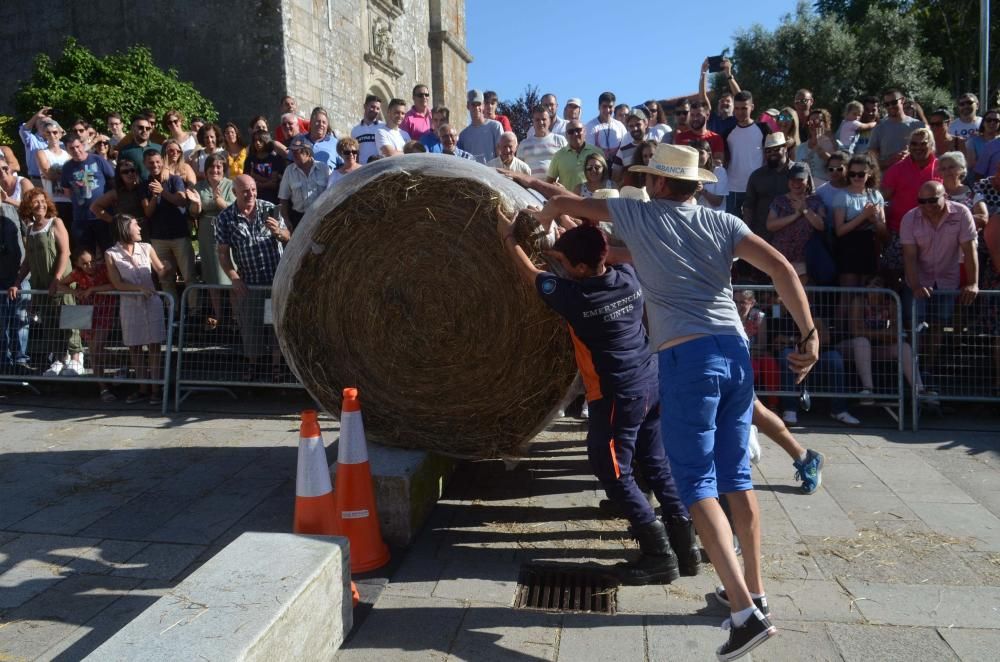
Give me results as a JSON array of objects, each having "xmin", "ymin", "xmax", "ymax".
[{"xmin": 541, "ymin": 279, "xmax": 557, "ymax": 294}]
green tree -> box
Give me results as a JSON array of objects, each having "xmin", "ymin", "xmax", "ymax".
[
  {"xmin": 729, "ymin": 1, "xmax": 949, "ymax": 120},
  {"xmin": 12, "ymin": 38, "xmax": 217, "ymax": 133},
  {"xmin": 498, "ymin": 85, "xmax": 541, "ymax": 141}
]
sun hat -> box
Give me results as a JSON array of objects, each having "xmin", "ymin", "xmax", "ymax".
[
  {"xmin": 591, "ymin": 188, "xmax": 620, "ymax": 200},
  {"xmin": 619, "ymin": 186, "xmax": 651, "ymax": 202},
  {"xmin": 628, "ymin": 143, "xmax": 717, "ymax": 182},
  {"xmin": 763, "ymin": 132, "xmax": 789, "ymax": 150}
]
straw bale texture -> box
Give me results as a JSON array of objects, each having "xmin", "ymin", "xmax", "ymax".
[{"xmin": 273, "ymin": 155, "xmax": 577, "ymax": 458}]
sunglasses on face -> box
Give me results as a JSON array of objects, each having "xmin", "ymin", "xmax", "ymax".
[
  {"xmin": 415, "ymin": 92, "xmax": 430, "ymax": 97},
  {"xmin": 137, "ymin": 126, "xmax": 152, "ymax": 131},
  {"xmin": 585, "ymin": 165, "xmax": 604, "ymax": 172},
  {"xmin": 929, "ymin": 121, "xmax": 944, "ymax": 127},
  {"xmin": 910, "ymin": 141, "xmax": 929, "ymax": 147},
  {"xmin": 918, "ymin": 196, "xmax": 940, "ymax": 204},
  {"xmin": 675, "ymin": 110, "xmax": 689, "ymax": 116},
  {"xmin": 764, "ymin": 147, "xmax": 783, "ymax": 153},
  {"xmin": 340, "ymin": 150, "xmax": 359, "ymax": 155},
  {"xmin": 96, "ymin": 141, "xmax": 109, "ymax": 147},
  {"xmin": 778, "ymin": 114, "xmax": 792, "ymax": 122},
  {"xmin": 120, "ymin": 169, "xmax": 137, "ymax": 175},
  {"xmin": 567, "ymin": 128, "xmax": 584, "ymax": 135},
  {"xmin": 167, "ymin": 118, "xmax": 180, "ymax": 124},
  {"xmin": 884, "ymin": 98, "xmax": 902, "ymax": 106},
  {"xmin": 848, "ymin": 171, "xmax": 867, "ymax": 178}
]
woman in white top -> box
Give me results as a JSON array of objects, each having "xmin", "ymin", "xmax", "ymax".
[
  {"xmin": 691, "ymin": 139, "xmax": 728, "ymax": 211},
  {"xmin": 36, "ymin": 120, "xmax": 72, "ymax": 220},
  {"xmin": 575, "ymin": 153, "xmax": 615, "ymax": 198},
  {"xmin": 186, "ymin": 123, "xmax": 227, "ymax": 181}
]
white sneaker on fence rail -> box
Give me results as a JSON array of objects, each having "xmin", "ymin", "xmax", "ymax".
[
  {"xmin": 61, "ymin": 359, "xmax": 85, "ymax": 377},
  {"xmin": 831, "ymin": 411, "xmax": 861, "ymax": 426},
  {"xmin": 43, "ymin": 360, "xmax": 65, "ymax": 377}
]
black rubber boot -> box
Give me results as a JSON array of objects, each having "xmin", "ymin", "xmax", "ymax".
[
  {"xmin": 666, "ymin": 516, "xmax": 700, "ymax": 576},
  {"xmin": 616, "ymin": 519, "xmax": 680, "ymax": 585}
]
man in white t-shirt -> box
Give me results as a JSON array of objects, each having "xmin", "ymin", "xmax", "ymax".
[
  {"xmin": 949, "ymin": 92, "xmax": 982, "ymax": 140},
  {"xmin": 487, "ymin": 132, "xmax": 531, "ymax": 174},
  {"xmin": 543, "ymin": 93, "xmax": 567, "ymax": 136},
  {"xmin": 375, "ymin": 98, "xmax": 410, "ymax": 157},
  {"xmin": 518, "ymin": 104, "xmax": 568, "ymax": 177},
  {"xmin": 722, "ymin": 90, "xmax": 771, "ymax": 215},
  {"xmin": 350, "ymin": 94, "xmax": 383, "ymax": 164},
  {"xmin": 585, "ymin": 91, "xmax": 628, "ymax": 164}
]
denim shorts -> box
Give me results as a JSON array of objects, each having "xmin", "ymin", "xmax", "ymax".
[{"xmin": 657, "ymin": 334, "xmax": 755, "ymax": 507}]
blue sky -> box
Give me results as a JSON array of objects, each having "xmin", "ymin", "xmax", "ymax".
[{"xmin": 466, "ymin": 0, "xmax": 802, "ymax": 115}]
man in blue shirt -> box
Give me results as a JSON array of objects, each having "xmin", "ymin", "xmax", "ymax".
[
  {"xmin": 60, "ymin": 136, "xmax": 115, "ymax": 252},
  {"xmin": 18, "ymin": 107, "xmax": 57, "ymax": 181},
  {"xmin": 497, "ymin": 215, "xmax": 699, "ymax": 586}
]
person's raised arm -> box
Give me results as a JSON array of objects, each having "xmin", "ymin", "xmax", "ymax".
[
  {"xmin": 501, "ymin": 170, "xmax": 572, "ymax": 201},
  {"xmin": 495, "ymin": 209, "xmax": 543, "ymax": 286},
  {"xmin": 722, "ymin": 58, "xmax": 741, "ymax": 95},
  {"xmin": 698, "ymin": 59, "xmax": 711, "ymax": 110},
  {"xmin": 733, "ymin": 233, "xmax": 818, "ymax": 382},
  {"xmin": 530, "ymin": 195, "xmax": 611, "ymax": 230}
]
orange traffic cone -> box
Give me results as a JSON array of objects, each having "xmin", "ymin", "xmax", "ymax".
[
  {"xmin": 334, "ymin": 388, "xmax": 390, "ymax": 573},
  {"xmin": 293, "ymin": 410, "xmax": 339, "ymax": 535}
]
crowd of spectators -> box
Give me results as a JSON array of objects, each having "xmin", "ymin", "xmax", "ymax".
[{"xmin": 1, "ymin": 60, "xmax": 999, "ymax": 412}]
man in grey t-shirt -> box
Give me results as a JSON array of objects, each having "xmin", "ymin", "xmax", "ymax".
[
  {"xmin": 531, "ymin": 143, "xmax": 819, "ymax": 660},
  {"xmin": 868, "ymin": 88, "xmax": 924, "ymax": 171},
  {"xmin": 458, "ymin": 90, "xmax": 503, "ymax": 163}
]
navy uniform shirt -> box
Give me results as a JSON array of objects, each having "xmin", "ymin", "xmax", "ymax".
[{"xmin": 536, "ymin": 263, "xmax": 656, "ymax": 400}]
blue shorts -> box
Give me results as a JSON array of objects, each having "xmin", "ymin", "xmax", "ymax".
[{"xmin": 657, "ymin": 334, "xmax": 755, "ymax": 508}]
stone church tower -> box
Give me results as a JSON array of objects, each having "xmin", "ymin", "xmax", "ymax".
[{"xmin": 0, "ymin": 0, "xmax": 470, "ymax": 133}]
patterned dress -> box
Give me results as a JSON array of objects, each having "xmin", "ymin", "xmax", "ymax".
[{"xmin": 104, "ymin": 242, "xmax": 165, "ymax": 346}]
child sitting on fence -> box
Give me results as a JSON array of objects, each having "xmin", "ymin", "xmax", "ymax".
[{"xmin": 56, "ymin": 248, "xmax": 117, "ymax": 401}]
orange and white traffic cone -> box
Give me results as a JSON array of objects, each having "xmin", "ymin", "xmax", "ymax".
[
  {"xmin": 293, "ymin": 409, "xmax": 339, "ymax": 536},
  {"xmin": 334, "ymin": 387, "xmax": 390, "ymax": 573}
]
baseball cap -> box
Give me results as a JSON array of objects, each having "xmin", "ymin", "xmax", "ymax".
[
  {"xmin": 288, "ymin": 135, "xmax": 314, "ymax": 152},
  {"xmin": 467, "ymin": 89, "xmax": 484, "ymax": 104},
  {"xmin": 566, "ymin": 98, "xmax": 582, "ymax": 108},
  {"xmin": 788, "ymin": 162, "xmax": 811, "ymax": 180},
  {"xmin": 628, "ymin": 106, "xmax": 649, "ymax": 121}
]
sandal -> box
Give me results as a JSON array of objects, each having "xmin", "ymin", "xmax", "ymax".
[{"xmin": 100, "ymin": 388, "xmax": 117, "ymax": 403}]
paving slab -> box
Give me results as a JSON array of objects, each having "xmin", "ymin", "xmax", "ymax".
[
  {"xmin": 853, "ymin": 448, "xmax": 975, "ymax": 504},
  {"xmin": 909, "ymin": 502, "xmax": 1000, "ymax": 552},
  {"xmin": 337, "ymin": 593, "xmax": 466, "ymax": 661},
  {"xmin": 826, "ymin": 622, "xmax": 959, "ymax": 661},
  {"xmin": 774, "ymin": 487, "xmax": 857, "ymax": 537},
  {"xmin": 558, "ymin": 613, "xmax": 645, "ymax": 662},
  {"xmin": 447, "ymin": 604, "xmax": 560, "ymax": 661},
  {"xmin": 108, "ymin": 542, "xmax": 206, "ymax": 581},
  {"xmin": 841, "ymin": 580, "xmax": 1000, "ymax": 628},
  {"xmin": 761, "ymin": 619, "xmax": 844, "ymax": 661},
  {"xmin": 645, "ymin": 614, "xmax": 744, "ymax": 661},
  {"xmin": 432, "ymin": 559, "xmax": 519, "ymax": 606},
  {"xmin": 764, "ymin": 578, "xmax": 865, "ymax": 624},
  {"xmin": 936, "ymin": 627, "xmax": 1000, "ymax": 661}
]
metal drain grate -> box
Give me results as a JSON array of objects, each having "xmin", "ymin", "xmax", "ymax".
[{"xmin": 513, "ymin": 564, "xmax": 617, "ymax": 614}]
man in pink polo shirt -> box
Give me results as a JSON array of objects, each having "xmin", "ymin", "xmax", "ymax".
[
  {"xmin": 901, "ymin": 180, "xmax": 978, "ymax": 364},
  {"xmin": 400, "ymin": 84, "xmax": 433, "ymax": 140},
  {"xmin": 881, "ymin": 127, "xmax": 941, "ymax": 284}
]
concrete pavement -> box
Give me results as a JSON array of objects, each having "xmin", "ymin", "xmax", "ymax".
[{"xmin": 1, "ymin": 391, "xmax": 999, "ymax": 660}]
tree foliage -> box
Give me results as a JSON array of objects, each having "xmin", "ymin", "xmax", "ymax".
[
  {"xmin": 498, "ymin": 85, "xmax": 541, "ymax": 141},
  {"xmin": 13, "ymin": 38, "xmax": 218, "ymax": 133},
  {"xmin": 729, "ymin": 1, "xmax": 949, "ymax": 119},
  {"xmin": 815, "ymin": 0, "xmax": 1000, "ymax": 102}
]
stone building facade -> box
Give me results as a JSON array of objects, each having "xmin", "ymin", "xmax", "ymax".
[{"xmin": 0, "ymin": 0, "xmax": 470, "ymax": 134}]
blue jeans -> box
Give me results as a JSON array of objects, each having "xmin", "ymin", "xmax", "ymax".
[
  {"xmin": 726, "ymin": 191, "xmax": 746, "ymax": 217},
  {"xmin": 902, "ymin": 285, "xmax": 956, "ymax": 325},
  {"xmin": 779, "ymin": 348, "xmax": 849, "ymax": 414},
  {"xmin": 0, "ymin": 293, "xmax": 30, "ymax": 366},
  {"xmin": 586, "ymin": 380, "xmax": 688, "ymax": 527},
  {"xmin": 657, "ymin": 335, "xmax": 755, "ymax": 508}
]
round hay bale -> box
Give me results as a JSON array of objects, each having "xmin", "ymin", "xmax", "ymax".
[{"xmin": 272, "ymin": 154, "xmax": 577, "ymax": 459}]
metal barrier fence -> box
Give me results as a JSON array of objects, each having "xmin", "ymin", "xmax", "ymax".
[
  {"xmin": 174, "ymin": 284, "xmax": 304, "ymax": 409},
  {"xmin": 910, "ymin": 289, "xmax": 1000, "ymax": 430},
  {"xmin": 0, "ymin": 289, "xmax": 174, "ymax": 414},
  {"xmin": 737, "ymin": 285, "xmax": 906, "ymax": 431}
]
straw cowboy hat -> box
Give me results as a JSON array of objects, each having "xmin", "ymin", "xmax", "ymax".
[
  {"xmin": 763, "ymin": 131, "xmax": 790, "ymax": 150},
  {"xmin": 629, "ymin": 143, "xmax": 717, "ymax": 183}
]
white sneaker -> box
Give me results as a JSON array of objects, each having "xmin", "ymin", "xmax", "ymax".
[
  {"xmin": 61, "ymin": 359, "xmax": 84, "ymax": 377},
  {"xmin": 580, "ymin": 401, "xmax": 589, "ymax": 419},
  {"xmin": 781, "ymin": 410, "xmax": 798, "ymax": 425},
  {"xmin": 858, "ymin": 389, "xmax": 875, "ymax": 405},
  {"xmin": 43, "ymin": 360, "xmax": 64, "ymax": 377},
  {"xmin": 831, "ymin": 411, "xmax": 861, "ymax": 426}
]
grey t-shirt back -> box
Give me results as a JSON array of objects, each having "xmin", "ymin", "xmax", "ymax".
[{"xmin": 607, "ymin": 198, "xmax": 752, "ymax": 350}]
